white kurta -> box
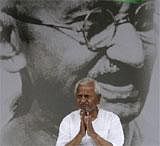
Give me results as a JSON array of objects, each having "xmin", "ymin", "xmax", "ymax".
[{"xmin": 56, "ymin": 108, "xmax": 124, "ymax": 146}]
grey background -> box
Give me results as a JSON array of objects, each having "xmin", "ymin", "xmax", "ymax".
[{"xmin": 0, "ymin": 0, "xmax": 159, "ymax": 146}]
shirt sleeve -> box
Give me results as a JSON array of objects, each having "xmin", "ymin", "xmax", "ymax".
[
  {"xmin": 107, "ymin": 114, "xmax": 124, "ymax": 146},
  {"xmin": 56, "ymin": 116, "xmax": 71, "ymax": 146}
]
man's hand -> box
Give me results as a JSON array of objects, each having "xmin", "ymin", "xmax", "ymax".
[
  {"xmin": 84, "ymin": 112, "xmax": 113, "ymax": 146},
  {"xmin": 65, "ymin": 111, "xmax": 86, "ymax": 146},
  {"xmin": 84, "ymin": 112, "xmax": 96, "ymax": 137},
  {"xmin": 79, "ymin": 110, "xmax": 86, "ymax": 137}
]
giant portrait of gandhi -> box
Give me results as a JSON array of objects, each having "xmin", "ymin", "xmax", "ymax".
[{"xmin": 0, "ymin": 0, "xmax": 158, "ymax": 146}]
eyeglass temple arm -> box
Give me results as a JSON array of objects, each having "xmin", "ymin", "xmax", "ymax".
[{"xmin": 2, "ymin": 7, "xmax": 74, "ymax": 30}]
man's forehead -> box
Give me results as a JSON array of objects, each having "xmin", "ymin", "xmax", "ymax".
[
  {"xmin": 2, "ymin": 0, "xmax": 119, "ymax": 22},
  {"xmin": 78, "ymin": 81, "xmax": 95, "ymax": 90},
  {"xmin": 1, "ymin": 0, "xmax": 89, "ymax": 18}
]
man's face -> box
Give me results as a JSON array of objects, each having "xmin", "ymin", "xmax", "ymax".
[
  {"xmin": 76, "ymin": 82, "xmax": 100, "ymax": 112},
  {"xmin": 4, "ymin": 0, "xmax": 156, "ymax": 124}
]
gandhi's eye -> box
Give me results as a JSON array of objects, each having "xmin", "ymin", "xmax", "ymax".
[
  {"xmin": 65, "ymin": 8, "xmax": 114, "ymax": 38},
  {"xmin": 131, "ymin": 1, "xmax": 154, "ymax": 31}
]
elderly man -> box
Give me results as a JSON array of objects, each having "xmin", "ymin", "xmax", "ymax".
[
  {"xmin": 56, "ymin": 78, "xmax": 124, "ymax": 146},
  {"xmin": 0, "ymin": 0, "xmax": 157, "ymax": 146}
]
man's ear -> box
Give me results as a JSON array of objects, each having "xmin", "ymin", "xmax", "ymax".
[{"xmin": 0, "ymin": 12, "xmax": 26, "ymax": 72}]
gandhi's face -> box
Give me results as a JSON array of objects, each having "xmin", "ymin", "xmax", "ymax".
[{"xmin": 4, "ymin": 0, "xmax": 156, "ymax": 124}]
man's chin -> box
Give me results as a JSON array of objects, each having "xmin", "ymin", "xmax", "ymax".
[{"xmin": 80, "ymin": 106, "xmax": 95, "ymax": 113}]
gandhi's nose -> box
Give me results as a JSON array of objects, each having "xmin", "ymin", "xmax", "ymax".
[
  {"xmin": 87, "ymin": 23, "xmax": 145, "ymax": 78},
  {"xmin": 107, "ymin": 23, "xmax": 144, "ymax": 68}
]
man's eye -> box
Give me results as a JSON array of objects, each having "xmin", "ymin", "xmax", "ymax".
[{"xmin": 77, "ymin": 95, "xmax": 82, "ymax": 99}]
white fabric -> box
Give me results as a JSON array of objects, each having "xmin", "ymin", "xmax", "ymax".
[{"xmin": 56, "ymin": 108, "xmax": 124, "ymax": 146}]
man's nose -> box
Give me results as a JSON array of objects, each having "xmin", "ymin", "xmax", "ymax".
[
  {"xmin": 80, "ymin": 96, "xmax": 87, "ymax": 104},
  {"xmin": 88, "ymin": 22, "xmax": 144, "ymax": 70},
  {"xmin": 107, "ymin": 23, "xmax": 144, "ymax": 68},
  {"xmin": 87, "ymin": 23, "xmax": 145, "ymax": 78}
]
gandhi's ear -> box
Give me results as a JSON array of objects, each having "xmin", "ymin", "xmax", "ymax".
[
  {"xmin": 0, "ymin": 11, "xmax": 16, "ymax": 40},
  {"xmin": 0, "ymin": 12, "xmax": 26, "ymax": 73},
  {"xmin": 1, "ymin": 9, "xmax": 23, "ymax": 47}
]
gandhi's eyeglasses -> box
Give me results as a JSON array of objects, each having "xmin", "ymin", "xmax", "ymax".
[
  {"xmin": 2, "ymin": 1, "xmax": 153, "ymax": 52},
  {"xmin": 3, "ymin": 7, "xmax": 116, "ymax": 52}
]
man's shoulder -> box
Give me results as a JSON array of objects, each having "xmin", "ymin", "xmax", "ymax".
[
  {"xmin": 62, "ymin": 109, "xmax": 80, "ymax": 121},
  {"xmin": 68, "ymin": 109, "xmax": 80, "ymax": 117}
]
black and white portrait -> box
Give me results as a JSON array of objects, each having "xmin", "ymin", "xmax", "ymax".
[{"xmin": 0, "ymin": 0, "xmax": 159, "ymax": 146}]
